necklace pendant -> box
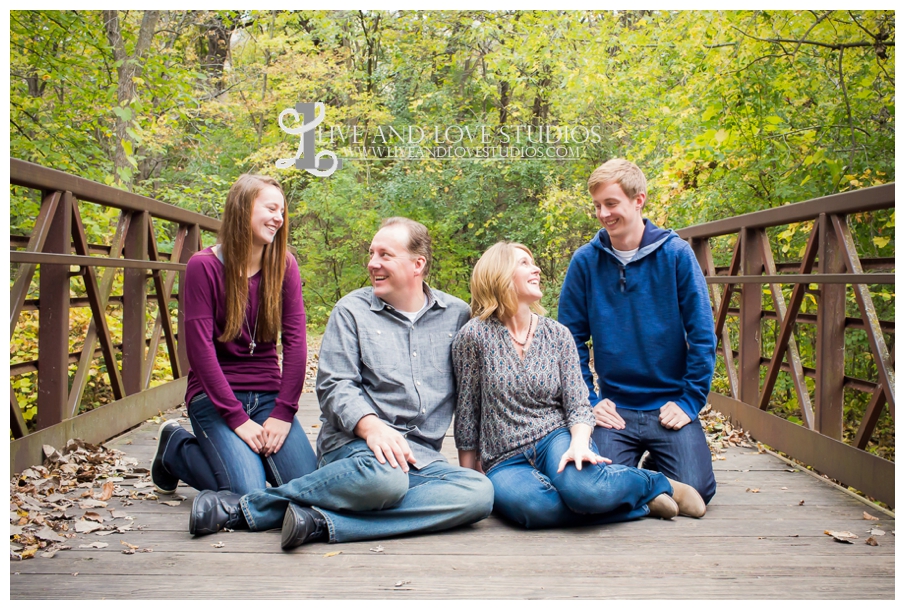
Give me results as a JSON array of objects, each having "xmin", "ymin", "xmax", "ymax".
[{"xmin": 249, "ymin": 341, "xmax": 256, "ymax": 355}]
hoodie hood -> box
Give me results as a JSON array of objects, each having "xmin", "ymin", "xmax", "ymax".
[{"xmin": 591, "ymin": 218, "xmax": 675, "ymax": 264}]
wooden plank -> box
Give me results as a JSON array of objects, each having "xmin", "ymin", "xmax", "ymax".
[
  {"xmin": 9, "ymin": 573, "xmax": 895, "ymax": 600},
  {"xmin": 9, "ymin": 190, "xmax": 61, "ymax": 338},
  {"xmin": 69, "ymin": 198, "xmax": 125, "ymax": 403},
  {"xmin": 9, "ymin": 378, "xmax": 186, "ymax": 475},
  {"xmin": 738, "ymin": 229, "xmax": 763, "ymax": 406},
  {"xmin": 815, "ymin": 214, "xmax": 846, "ymax": 439},
  {"xmin": 677, "ymin": 182, "xmax": 893, "ymax": 239},
  {"xmin": 122, "ymin": 211, "xmax": 149, "ymax": 394},
  {"xmin": 67, "ymin": 211, "xmax": 130, "ymax": 416},
  {"xmin": 10, "ymin": 158, "xmax": 220, "ymax": 231},
  {"xmin": 831, "ymin": 214, "xmax": 895, "ymax": 415},
  {"xmin": 36, "ymin": 191, "xmax": 72, "ymax": 430},
  {"xmin": 755, "ymin": 227, "xmax": 815, "ymax": 427},
  {"xmin": 710, "ymin": 393, "xmax": 895, "ymax": 507}
]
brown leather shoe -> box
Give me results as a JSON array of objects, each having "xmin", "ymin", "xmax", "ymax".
[
  {"xmin": 647, "ymin": 492, "xmax": 679, "ymax": 519},
  {"xmin": 667, "ymin": 478, "xmax": 706, "ymax": 518}
]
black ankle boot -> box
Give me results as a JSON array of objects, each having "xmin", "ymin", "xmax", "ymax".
[
  {"xmin": 189, "ymin": 490, "xmax": 246, "ymax": 536},
  {"xmin": 281, "ymin": 504, "xmax": 327, "ymax": 550},
  {"xmin": 151, "ymin": 420, "xmax": 182, "ymax": 494}
]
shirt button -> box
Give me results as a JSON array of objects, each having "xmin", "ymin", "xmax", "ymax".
[
  {"xmin": 412, "ymin": 351, "xmax": 417, "ymax": 356},
  {"xmin": 377, "ymin": 330, "xmax": 381, "ymax": 335},
  {"xmin": 421, "ymin": 409, "xmax": 426, "ymax": 414},
  {"xmin": 448, "ymin": 333, "xmax": 453, "ymax": 337},
  {"xmin": 416, "ymin": 381, "xmax": 421, "ymax": 386}
]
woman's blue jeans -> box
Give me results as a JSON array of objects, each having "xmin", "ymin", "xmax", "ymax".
[
  {"xmin": 161, "ymin": 391, "xmax": 317, "ymax": 495},
  {"xmin": 487, "ymin": 428, "xmax": 671, "ymax": 529}
]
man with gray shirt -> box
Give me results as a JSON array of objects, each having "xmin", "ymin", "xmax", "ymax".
[{"xmin": 189, "ymin": 217, "xmax": 494, "ymax": 549}]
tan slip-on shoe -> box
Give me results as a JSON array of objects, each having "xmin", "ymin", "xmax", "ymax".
[
  {"xmin": 646, "ymin": 492, "xmax": 679, "ymax": 519},
  {"xmin": 667, "ymin": 478, "xmax": 706, "ymax": 518}
]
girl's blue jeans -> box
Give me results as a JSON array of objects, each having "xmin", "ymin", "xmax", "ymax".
[
  {"xmin": 161, "ymin": 391, "xmax": 317, "ymax": 495},
  {"xmin": 486, "ymin": 427, "xmax": 671, "ymax": 529}
]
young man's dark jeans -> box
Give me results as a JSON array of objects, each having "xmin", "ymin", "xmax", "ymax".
[{"xmin": 592, "ymin": 407, "xmax": 716, "ymax": 504}]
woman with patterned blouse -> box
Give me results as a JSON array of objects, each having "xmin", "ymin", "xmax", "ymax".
[{"xmin": 452, "ymin": 242, "xmax": 706, "ymax": 528}]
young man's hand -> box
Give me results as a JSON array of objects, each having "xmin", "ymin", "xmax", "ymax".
[
  {"xmin": 659, "ymin": 402, "xmax": 691, "ymax": 430},
  {"xmin": 354, "ymin": 414, "xmax": 417, "ymax": 472},
  {"xmin": 593, "ymin": 398, "xmax": 626, "ymax": 429}
]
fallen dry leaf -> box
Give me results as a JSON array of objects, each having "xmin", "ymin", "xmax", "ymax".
[
  {"xmin": 746, "ymin": 488, "xmax": 760, "ymax": 493},
  {"xmin": 798, "ymin": 500, "xmax": 805, "ymax": 506},
  {"xmin": 97, "ymin": 481, "xmax": 115, "ymax": 501},
  {"xmin": 780, "ymin": 487, "xmax": 788, "ymax": 490},
  {"xmin": 863, "ymin": 511, "xmax": 880, "ymax": 521},
  {"xmin": 369, "ymin": 545, "xmax": 384, "ymax": 553},
  {"xmin": 79, "ymin": 499, "xmax": 107, "ymax": 509},
  {"xmin": 121, "ymin": 540, "xmax": 139, "ymax": 550},
  {"xmin": 866, "ymin": 537, "xmax": 879, "ymax": 546},
  {"xmin": 74, "ymin": 520, "xmax": 103, "ymax": 534},
  {"xmin": 79, "ymin": 542, "xmax": 109, "ymax": 549},
  {"xmin": 869, "ymin": 528, "xmax": 885, "ymax": 536},
  {"xmin": 159, "ymin": 501, "xmax": 181, "ymax": 507},
  {"xmin": 83, "ymin": 512, "xmax": 105, "ymax": 523},
  {"xmin": 825, "ymin": 530, "xmax": 858, "ymax": 543},
  {"xmin": 323, "ymin": 551, "xmax": 342, "ymax": 558},
  {"xmin": 211, "ymin": 542, "xmax": 225, "ymax": 548},
  {"xmin": 394, "ymin": 580, "xmax": 411, "ymax": 587}
]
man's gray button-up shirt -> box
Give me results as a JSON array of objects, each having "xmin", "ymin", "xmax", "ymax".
[{"xmin": 314, "ymin": 285, "xmax": 471, "ymax": 468}]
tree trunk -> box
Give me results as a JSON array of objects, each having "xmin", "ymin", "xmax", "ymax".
[{"xmin": 103, "ymin": 10, "xmax": 160, "ymax": 188}]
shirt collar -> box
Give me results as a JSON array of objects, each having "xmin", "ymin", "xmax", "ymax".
[{"xmin": 369, "ymin": 282, "xmax": 447, "ymax": 312}]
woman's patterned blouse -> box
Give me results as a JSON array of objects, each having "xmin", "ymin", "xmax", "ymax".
[{"xmin": 452, "ymin": 315, "xmax": 596, "ymax": 472}]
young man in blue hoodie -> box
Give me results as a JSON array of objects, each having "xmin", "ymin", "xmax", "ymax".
[{"xmin": 558, "ymin": 159, "xmax": 717, "ymax": 505}]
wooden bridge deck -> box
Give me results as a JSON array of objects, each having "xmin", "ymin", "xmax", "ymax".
[{"xmin": 10, "ymin": 394, "xmax": 895, "ymax": 599}]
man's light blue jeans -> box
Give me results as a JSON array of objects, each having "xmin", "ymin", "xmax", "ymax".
[
  {"xmin": 487, "ymin": 427, "xmax": 671, "ymax": 529},
  {"xmin": 239, "ymin": 439, "xmax": 494, "ymax": 543},
  {"xmin": 593, "ymin": 407, "xmax": 717, "ymax": 504}
]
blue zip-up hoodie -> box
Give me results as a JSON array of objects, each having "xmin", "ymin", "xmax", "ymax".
[{"xmin": 557, "ymin": 219, "xmax": 717, "ymax": 421}]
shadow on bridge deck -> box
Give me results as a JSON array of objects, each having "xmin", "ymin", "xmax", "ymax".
[{"xmin": 9, "ymin": 395, "xmax": 894, "ymax": 599}]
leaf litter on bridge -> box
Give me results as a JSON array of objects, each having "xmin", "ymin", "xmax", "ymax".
[{"xmin": 10, "ymin": 437, "xmax": 161, "ymax": 560}]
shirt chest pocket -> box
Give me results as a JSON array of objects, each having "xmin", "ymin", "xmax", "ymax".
[
  {"xmin": 360, "ymin": 328, "xmax": 404, "ymax": 372},
  {"xmin": 428, "ymin": 332, "xmax": 455, "ymax": 374}
]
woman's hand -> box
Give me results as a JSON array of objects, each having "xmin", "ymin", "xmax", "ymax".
[
  {"xmin": 262, "ymin": 417, "xmax": 292, "ymax": 457},
  {"xmin": 557, "ymin": 423, "xmax": 612, "ymax": 473},
  {"xmin": 557, "ymin": 443, "xmax": 611, "ymax": 473},
  {"xmin": 234, "ymin": 419, "xmax": 267, "ymax": 454}
]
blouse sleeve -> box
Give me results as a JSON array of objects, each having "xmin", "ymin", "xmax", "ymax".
[
  {"xmin": 270, "ymin": 254, "xmax": 307, "ymax": 423},
  {"xmin": 452, "ymin": 323, "xmax": 482, "ymax": 451},
  {"xmin": 556, "ymin": 322, "xmax": 596, "ymax": 429}
]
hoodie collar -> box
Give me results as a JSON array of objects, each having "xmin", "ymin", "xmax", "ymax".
[{"xmin": 593, "ymin": 219, "xmax": 674, "ymax": 263}]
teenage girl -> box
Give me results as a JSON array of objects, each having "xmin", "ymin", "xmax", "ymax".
[{"xmin": 152, "ymin": 174, "xmax": 316, "ymax": 495}]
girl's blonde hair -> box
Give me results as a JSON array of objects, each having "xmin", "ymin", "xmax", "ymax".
[{"xmin": 470, "ymin": 241, "xmax": 547, "ymax": 321}]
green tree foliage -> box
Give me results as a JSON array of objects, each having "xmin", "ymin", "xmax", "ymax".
[{"xmin": 9, "ymin": 10, "xmax": 895, "ymax": 456}]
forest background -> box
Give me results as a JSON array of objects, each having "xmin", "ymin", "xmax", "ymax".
[{"xmin": 7, "ymin": 10, "xmax": 895, "ymax": 457}]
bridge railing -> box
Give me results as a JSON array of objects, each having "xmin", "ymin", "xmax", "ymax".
[
  {"xmin": 677, "ymin": 183, "xmax": 895, "ymax": 507},
  {"xmin": 9, "ymin": 159, "xmax": 220, "ymax": 474}
]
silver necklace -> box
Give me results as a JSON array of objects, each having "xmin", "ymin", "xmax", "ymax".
[
  {"xmin": 244, "ymin": 307, "xmax": 259, "ymax": 355},
  {"xmin": 510, "ymin": 313, "xmax": 536, "ymax": 347}
]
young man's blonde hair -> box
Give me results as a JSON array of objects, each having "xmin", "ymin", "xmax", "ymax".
[
  {"xmin": 587, "ymin": 158, "xmax": 647, "ymax": 200},
  {"xmin": 470, "ymin": 242, "xmax": 547, "ymax": 321}
]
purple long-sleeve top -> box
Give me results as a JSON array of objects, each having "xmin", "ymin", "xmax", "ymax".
[{"xmin": 183, "ymin": 247, "xmax": 307, "ymax": 430}]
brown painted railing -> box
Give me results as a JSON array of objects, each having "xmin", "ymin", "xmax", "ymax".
[
  {"xmin": 677, "ymin": 183, "xmax": 895, "ymax": 506},
  {"xmin": 9, "ymin": 158, "xmax": 220, "ymax": 473}
]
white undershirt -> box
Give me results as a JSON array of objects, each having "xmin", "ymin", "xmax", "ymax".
[
  {"xmin": 395, "ymin": 295, "xmax": 427, "ymax": 322},
  {"xmin": 612, "ymin": 246, "xmax": 639, "ymax": 266}
]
